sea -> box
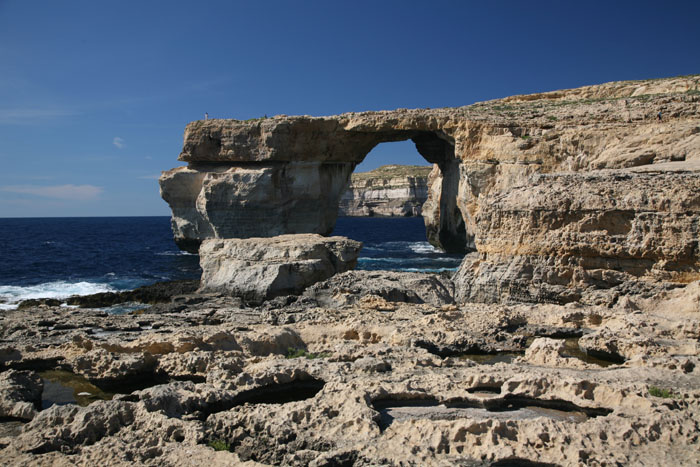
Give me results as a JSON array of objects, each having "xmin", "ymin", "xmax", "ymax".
[{"xmin": 0, "ymin": 216, "xmax": 463, "ymax": 310}]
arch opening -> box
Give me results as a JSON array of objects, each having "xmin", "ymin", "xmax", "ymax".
[
  {"xmin": 331, "ymin": 133, "xmax": 468, "ymax": 273},
  {"xmin": 337, "ymin": 130, "xmax": 469, "ymax": 255}
]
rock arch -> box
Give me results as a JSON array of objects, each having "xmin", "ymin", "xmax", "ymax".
[
  {"xmin": 160, "ymin": 76, "xmax": 700, "ymax": 305},
  {"xmin": 160, "ymin": 116, "xmax": 470, "ymax": 253}
]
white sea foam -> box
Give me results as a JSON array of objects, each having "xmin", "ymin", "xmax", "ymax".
[
  {"xmin": 372, "ymin": 241, "xmax": 441, "ymax": 254},
  {"xmin": 358, "ymin": 257, "xmax": 460, "ymax": 264},
  {"xmin": 375, "ymin": 241, "xmax": 414, "ymax": 250},
  {"xmin": 402, "ymin": 267, "xmax": 459, "ymax": 273},
  {"xmin": 408, "ymin": 242, "xmax": 440, "ymax": 254},
  {"xmin": 0, "ymin": 281, "xmax": 116, "ymax": 310},
  {"xmin": 156, "ymin": 251, "xmax": 197, "ymax": 256}
]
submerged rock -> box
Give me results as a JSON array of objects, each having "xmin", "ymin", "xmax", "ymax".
[{"xmin": 198, "ymin": 234, "xmax": 362, "ymax": 304}]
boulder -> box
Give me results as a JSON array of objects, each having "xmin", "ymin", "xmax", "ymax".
[
  {"xmin": 302, "ymin": 270, "xmax": 455, "ymax": 307},
  {"xmin": 69, "ymin": 349, "xmax": 159, "ymax": 386},
  {"xmin": 0, "ymin": 370, "xmax": 43, "ymax": 420},
  {"xmin": 198, "ymin": 234, "xmax": 362, "ymax": 304},
  {"xmin": 523, "ymin": 337, "xmax": 590, "ymax": 369}
]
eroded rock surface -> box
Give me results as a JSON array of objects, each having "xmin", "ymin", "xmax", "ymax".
[
  {"xmin": 0, "ymin": 277, "xmax": 698, "ymax": 465},
  {"xmin": 301, "ymin": 270, "xmax": 455, "ymax": 308},
  {"xmin": 0, "ymin": 370, "xmax": 42, "ymax": 421},
  {"xmin": 198, "ymin": 234, "xmax": 362, "ymax": 305},
  {"xmin": 160, "ymin": 76, "xmax": 700, "ymax": 259},
  {"xmin": 454, "ymin": 167, "xmax": 700, "ymax": 304}
]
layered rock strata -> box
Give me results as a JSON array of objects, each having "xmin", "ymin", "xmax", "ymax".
[
  {"xmin": 160, "ymin": 75, "xmax": 700, "ymax": 303},
  {"xmin": 455, "ymin": 165, "xmax": 700, "ymax": 304},
  {"xmin": 160, "ymin": 76, "xmax": 700, "ymax": 256},
  {"xmin": 338, "ymin": 165, "xmax": 431, "ymax": 216},
  {"xmin": 198, "ymin": 234, "xmax": 361, "ymax": 305}
]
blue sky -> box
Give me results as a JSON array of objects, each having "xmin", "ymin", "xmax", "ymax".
[{"xmin": 0, "ymin": 0, "xmax": 698, "ymax": 217}]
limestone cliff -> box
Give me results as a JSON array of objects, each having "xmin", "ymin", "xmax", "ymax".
[
  {"xmin": 338, "ymin": 165, "xmax": 431, "ymax": 217},
  {"xmin": 454, "ymin": 164, "xmax": 700, "ymax": 305},
  {"xmin": 160, "ymin": 75, "xmax": 700, "ymax": 303}
]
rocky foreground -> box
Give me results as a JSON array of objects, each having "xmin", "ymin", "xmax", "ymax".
[{"xmin": 0, "ymin": 272, "xmax": 698, "ymax": 465}]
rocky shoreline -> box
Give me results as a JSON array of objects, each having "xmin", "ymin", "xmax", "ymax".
[
  {"xmin": 0, "ymin": 271, "xmax": 698, "ymax": 465},
  {"xmin": 1, "ymin": 75, "xmax": 699, "ymax": 465}
]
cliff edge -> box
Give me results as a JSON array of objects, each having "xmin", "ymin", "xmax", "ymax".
[{"xmin": 160, "ymin": 75, "xmax": 700, "ymax": 304}]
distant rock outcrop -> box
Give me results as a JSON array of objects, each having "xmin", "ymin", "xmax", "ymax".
[{"xmin": 338, "ymin": 165, "xmax": 431, "ymax": 217}]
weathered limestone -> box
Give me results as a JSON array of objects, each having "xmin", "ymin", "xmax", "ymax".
[
  {"xmin": 160, "ymin": 75, "xmax": 700, "ymax": 300},
  {"xmin": 454, "ymin": 167, "xmax": 700, "ymax": 304},
  {"xmin": 301, "ymin": 270, "xmax": 455, "ymax": 308},
  {"xmin": 338, "ymin": 165, "xmax": 431, "ymax": 217},
  {"xmin": 198, "ymin": 234, "xmax": 362, "ymax": 304},
  {"xmin": 0, "ymin": 277, "xmax": 699, "ymax": 465},
  {"xmin": 160, "ymin": 163, "xmax": 354, "ymax": 253},
  {"xmin": 0, "ymin": 370, "xmax": 42, "ymax": 421}
]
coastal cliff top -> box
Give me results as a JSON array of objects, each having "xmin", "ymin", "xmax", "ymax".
[
  {"xmin": 350, "ymin": 165, "xmax": 433, "ymax": 181},
  {"xmin": 177, "ymin": 75, "xmax": 700, "ymax": 164},
  {"xmin": 188, "ymin": 74, "xmax": 700, "ymax": 127}
]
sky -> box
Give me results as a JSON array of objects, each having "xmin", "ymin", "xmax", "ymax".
[{"xmin": 0, "ymin": 0, "xmax": 698, "ymax": 217}]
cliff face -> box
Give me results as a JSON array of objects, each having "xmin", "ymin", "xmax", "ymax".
[
  {"xmin": 454, "ymin": 165, "xmax": 700, "ymax": 304},
  {"xmin": 338, "ymin": 165, "xmax": 431, "ymax": 217},
  {"xmin": 160, "ymin": 75, "xmax": 700, "ymax": 303}
]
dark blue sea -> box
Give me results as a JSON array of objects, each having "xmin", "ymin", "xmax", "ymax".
[{"xmin": 0, "ymin": 216, "xmax": 462, "ymax": 309}]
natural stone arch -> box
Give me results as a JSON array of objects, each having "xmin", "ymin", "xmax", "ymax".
[
  {"xmin": 159, "ymin": 76, "xmax": 700, "ymax": 306},
  {"xmin": 160, "ymin": 118, "xmax": 470, "ymax": 253},
  {"xmin": 347, "ymin": 130, "xmax": 467, "ymax": 253}
]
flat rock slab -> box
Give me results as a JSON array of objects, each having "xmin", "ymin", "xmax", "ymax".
[
  {"xmin": 377, "ymin": 404, "xmax": 589, "ymax": 430},
  {"xmin": 198, "ymin": 234, "xmax": 362, "ymax": 304}
]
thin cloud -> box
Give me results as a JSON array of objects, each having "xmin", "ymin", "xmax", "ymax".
[
  {"xmin": 138, "ymin": 174, "xmax": 161, "ymax": 180},
  {"xmin": 1, "ymin": 184, "xmax": 103, "ymax": 200},
  {"xmin": 113, "ymin": 137, "xmax": 125, "ymax": 149},
  {"xmin": 0, "ymin": 108, "xmax": 79, "ymax": 124}
]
